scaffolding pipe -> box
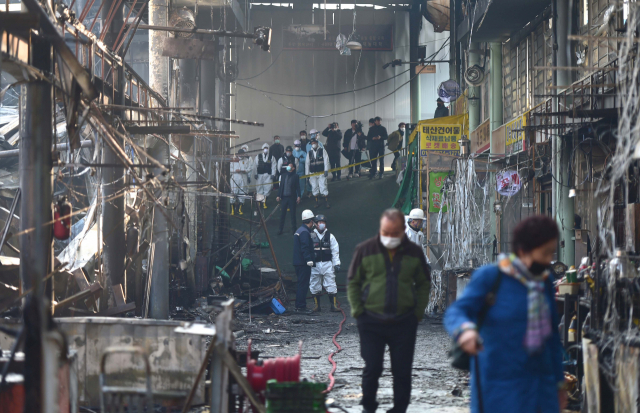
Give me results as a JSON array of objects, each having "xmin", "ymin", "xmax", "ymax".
[{"xmin": 149, "ymin": 0, "xmax": 170, "ymax": 319}]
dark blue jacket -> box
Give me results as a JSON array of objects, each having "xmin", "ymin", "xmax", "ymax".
[
  {"xmin": 293, "ymin": 224, "xmax": 314, "ymax": 266},
  {"xmin": 444, "ymin": 264, "xmax": 564, "ymax": 413},
  {"xmin": 278, "ymin": 170, "xmax": 301, "ymax": 198}
]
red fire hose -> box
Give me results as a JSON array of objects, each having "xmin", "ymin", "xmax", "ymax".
[{"xmin": 324, "ymin": 303, "xmax": 347, "ymax": 394}]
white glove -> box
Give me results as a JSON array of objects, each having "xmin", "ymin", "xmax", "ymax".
[{"xmin": 307, "ymin": 261, "xmax": 314, "ymax": 267}]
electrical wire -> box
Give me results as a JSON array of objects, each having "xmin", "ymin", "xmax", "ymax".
[
  {"xmin": 236, "ymin": 49, "xmax": 284, "ymax": 81},
  {"xmin": 236, "ymin": 68, "xmax": 411, "ymax": 97},
  {"xmin": 247, "ymin": 38, "xmax": 450, "ymax": 120},
  {"xmin": 323, "ymin": 302, "xmax": 346, "ymax": 394}
]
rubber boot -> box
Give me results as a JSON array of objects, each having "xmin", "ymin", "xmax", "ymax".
[
  {"xmin": 314, "ymin": 197, "xmax": 320, "ymax": 208},
  {"xmin": 325, "ymin": 196, "xmax": 331, "ymax": 208},
  {"xmin": 263, "ymin": 201, "xmax": 267, "ymax": 209},
  {"xmin": 231, "ymin": 204, "xmax": 235, "ymax": 215},
  {"xmin": 238, "ymin": 204, "xmax": 243, "ymax": 215},
  {"xmin": 329, "ymin": 294, "xmax": 340, "ymax": 312},
  {"xmin": 312, "ymin": 295, "xmax": 321, "ymax": 312}
]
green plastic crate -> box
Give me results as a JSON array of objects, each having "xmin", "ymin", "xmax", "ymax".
[{"xmin": 265, "ymin": 380, "xmax": 327, "ymax": 413}]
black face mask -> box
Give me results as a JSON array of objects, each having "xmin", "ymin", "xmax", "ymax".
[{"xmin": 528, "ymin": 261, "xmax": 548, "ymax": 275}]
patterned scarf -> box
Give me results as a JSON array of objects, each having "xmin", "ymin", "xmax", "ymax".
[{"xmin": 498, "ymin": 253, "xmax": 552, "ymax": 354}]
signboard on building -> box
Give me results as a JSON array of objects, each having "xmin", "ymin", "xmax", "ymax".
[
  {"xmin": 283, "ymin": 24, "xmax": 393, "ymax": 51},
  {"xmin": 419, "ymin": 124, "xmax": 461, "ymax": 156},
  {"xmin": 470, "ymin": 118, "xmax": 490, "ymax": 154},
  {"xmin": 452, "ymin": 89, "xmax": 468, "ymax": 116},
  {"xmin": 496, "ymin": 170, "xmax": 521, "ymax": 196},
  {"xmin": 415, "ymin": 65, "xmax": 436, "ymax": 74},
  {"xmin": 505, "ymin": 112, "xmax": 528, "ymax": 155},
  {"xmin": 429, "ymin": 171, "xmax": 450, "ymax": 212}
]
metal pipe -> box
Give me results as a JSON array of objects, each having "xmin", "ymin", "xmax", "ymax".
[
  {"xmin": 136, "ymin": 24, "xmax": 257, "ymax": 39},
  {"xmin": 490, "ymin": 41, "xmax": 503, "ymax": 249},
  {"xmin": 409, "ymin": 1, "xmax": 421, "ymax": 123},
  {"xmin": 0, "ymin": 140, "xmax": 94, "ymax": 159},
  {"xmin": 449, "ymin": 0, "xmax": 457, "ymax": 82},
  {"xmin": 468, "ymin": 42, "xmax": 481, "ymax": 132},
  {"xmin": 179, "ymin": 57, "xmax": 199, "ymax": 265},
  {"xmin": 20, "ymin": 76, "xmax": 53, "ymax": 412},
  {"xmin": 556, "ymin": 0, "xmax": 575, "ymax": 266},
  {"xmin": 149, "ymin": 0, "xmax": 170, "ymax": 319},
  {"xmin": 101, "ymin": 0, "xmax": 127, "ymax": 306}
]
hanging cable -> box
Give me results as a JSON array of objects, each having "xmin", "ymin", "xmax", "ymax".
[{"xmin": 236, "ymin": 68, "xmax": 411, "ymax": 97}]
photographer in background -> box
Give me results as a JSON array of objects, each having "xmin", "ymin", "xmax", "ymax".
[{"xmin": 322, "ymin": 122, "xmax": 343, "ymax": 182}]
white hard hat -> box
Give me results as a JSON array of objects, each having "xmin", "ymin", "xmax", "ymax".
[
  {"xmin": 294, "ymin": 140, "xmax": 301, "ymax": 146},
  {"xmin": 301, "ymin": 209, "xmax": 315, "ymax": 221},
  {"xmin": 262, "ymin": 143, "xmax": 270, "ymax": 150},
  {"xmin": 241, "ymin": 144, "xmax": 249, "ymax": 151},
  {"xmin": 409, "ymin": 208, "xmax": 425, "ymax": 220},
  {"xmin": 309, "ymin": 129, "xmax": 318, "ymax": 135}
]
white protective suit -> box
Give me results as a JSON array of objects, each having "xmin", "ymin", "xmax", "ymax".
[
  {"xmin": 230, "ymin": 156, "xmax": 252, "ymax": 204},
  {"xmin": 405, "ymin": 224, "xmax": 429, "ymax": 263},
  {"xmin": 255, "ymin": 151, "xmax": 276, "ymax": 197},
  {"xmin": 305, "ymin": 147, "xmax": 330, "ymax": 197},
  {"xmin": 310, "ymin": 228, "xmax": 340, "ymax": 295}
]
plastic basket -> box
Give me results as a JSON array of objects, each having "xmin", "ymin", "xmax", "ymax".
[{"xmin": 265, "ymin": 380, "xmax": 326, "ymax": 413}]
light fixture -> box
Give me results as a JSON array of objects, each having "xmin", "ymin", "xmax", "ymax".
[
  {"xmin": 254, "ymin": 26, "xmax": 272, "ymax": 51},
  {"xmin": 458, "ymin": 135, "xmax": 470, "ymax": 157},
  {"xmin": 493, "ymin": 200, "xmax": 503, "ymax": 215},
  {"xmin": 568, "ymin": 187, "xmax": 576, "ymax": 198},
  {"xmin": 346, "ymin": 41, "xmax": 362, "ymax": 50}
]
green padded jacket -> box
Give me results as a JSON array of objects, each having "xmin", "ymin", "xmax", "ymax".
[{"xmin": 347, "ymin": 234, "xmax": 431, "ymax": 322}]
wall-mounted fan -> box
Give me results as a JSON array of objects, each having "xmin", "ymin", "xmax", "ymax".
[{"xmin": 464, "ymin": 64, "xmax": 485, "ymax": 86}]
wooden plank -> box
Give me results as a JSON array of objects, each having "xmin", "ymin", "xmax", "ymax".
[
  {"xmin": 54, "ymin": 282, "xmax": 102, "ymax": 314},
  {"xmin": 97, "ymin": 302, "xmax": 136, "ymax": 317},
  {"xmin": 214, "ymin": 343, "xmax": 266, "ymax": 413}
]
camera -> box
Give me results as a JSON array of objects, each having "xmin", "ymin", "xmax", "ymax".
[{"xmin": 330, "ymin": 122, "xmax": 338, "ymax": 130}]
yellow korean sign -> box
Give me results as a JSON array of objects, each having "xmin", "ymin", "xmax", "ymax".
[
  {"xmin": 505, "ymin": 112, "xmax": 528, "ymax": 155},
  {"xmin": 419, "ymin": 124, "xmax": 462, "ymax": 156}
]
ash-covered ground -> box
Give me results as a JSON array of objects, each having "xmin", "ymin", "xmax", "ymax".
[{"xmin": 234, "ymin": 297, "xmax": 470, "ymax": 413}]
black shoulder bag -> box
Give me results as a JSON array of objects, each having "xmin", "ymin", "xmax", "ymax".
[{"xmin": 448, "ymin": 271, "xmax": 503, "ymax": 371}]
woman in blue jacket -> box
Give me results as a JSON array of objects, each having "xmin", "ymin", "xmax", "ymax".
[{"xmin": 445, "ymin": 215, "xmax": 567, "ymax": 413}]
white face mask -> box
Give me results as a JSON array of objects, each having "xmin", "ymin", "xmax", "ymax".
[
  {"xmin": 312, "ymin": 144, "xmax": 318, "ymax": 149},
  {"xmin": 263, "ymin": 148, "xmax": 268, "ymax": 154},
  {"xmin": 380, "ymin": 235, "xmax": 402, "ymax": 249},
  {"xmin": 317, "ymin": 223, "xmax": 326, "ymax": 231},
  {"xmin": 400, "ymin": 128, "xmax": 406, "ymax": 132}
]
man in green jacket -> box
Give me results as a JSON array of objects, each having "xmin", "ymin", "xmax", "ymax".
[
  {"xmin": 347, "ymin": 208, "xmax": 431, "ymax": 413},
  {"xmin": 387, "ymin": 122, "xmax": 405, "ymax": 171}
]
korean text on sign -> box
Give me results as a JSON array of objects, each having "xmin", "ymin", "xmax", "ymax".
[{"xmin": 420, "ymin": 124, "xmax": 462, "ymax": 156}]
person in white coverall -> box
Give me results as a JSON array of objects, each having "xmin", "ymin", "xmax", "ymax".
[
  {"xmin": 305, "ymin": 134, "xmax": 331, "ymax": 209},
  {"xmin": 254, "ymin": 143, "xmax": 276, "ymax": 208},
  {"xmin": 230, "ymin": 145, "xmax": 252, "ymax": 215},
  {"xmin": 405, "ymin": 208, "xmax": 430, "ymax": 263},
  {"xmin": 310, "ymin": 214, "xmax": 341, "ymax": 312}
]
